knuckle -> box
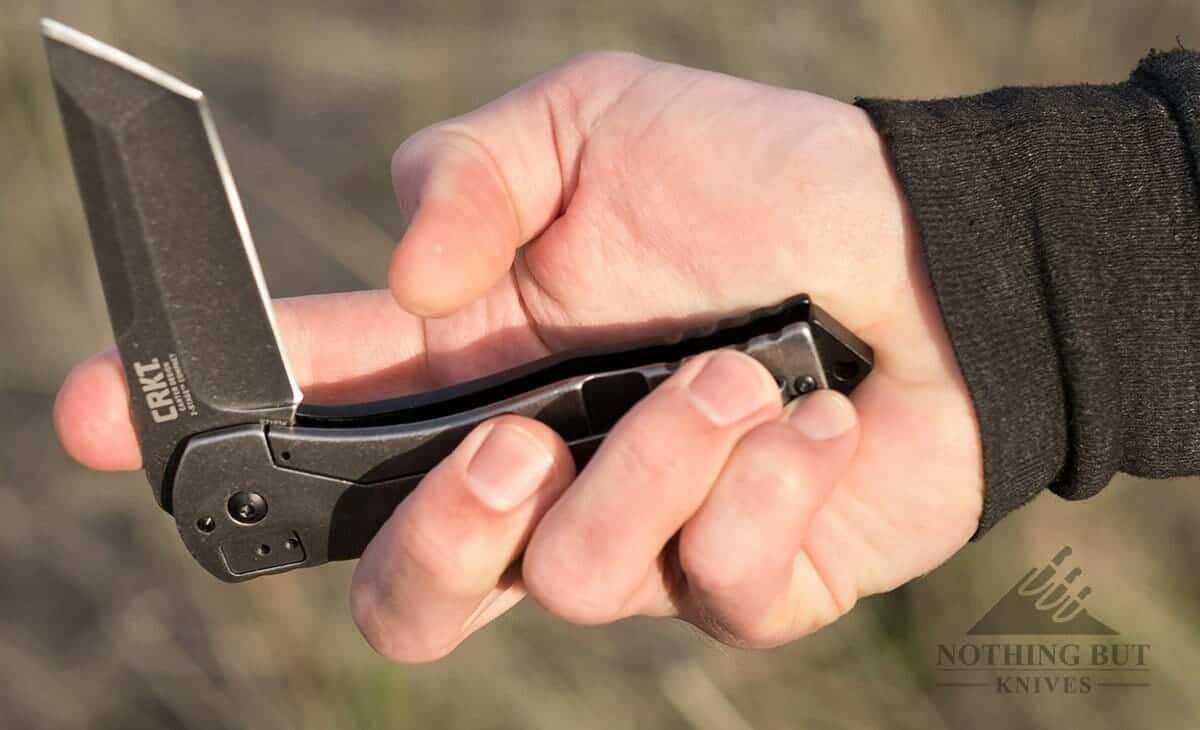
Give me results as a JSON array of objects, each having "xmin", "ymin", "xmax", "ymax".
[
  {"xmin": 714, "ymin": 621, "xmax": 794, "ymax": 651},
  {"xmin": 614, "ymin": 427, "xmax": 684, "ymax": 484},
  {"xmin": 718, "ymin": 428, "xmax": 812, "ymax": 505},
  {"xmin": 559, "ymin": 50, "xmax": 647, "ymax": 78},
  {"xmin": 348, "ymin": 581, "xmax": 394, "ymax": 658},
  {"xmin": 757, "ymin": 465, "xmax": 807, "ymax": 512},
  {"xmin": 523, "ymin": 543, "xmax": 628, "ymax": 625},
  {"xmin": 390, "ymin": 122, "xmax": 489, "ymax": 187},
  {"xmin": 389, "ymin": 134, "xmax": 411, "ymax": 173},
  {"xmin": 393, "ymin": 517, "xmax": 480, "ymax": 598},
  {"xmin": 790, "ymin": 604, "xmax": 847, "ymax": 640},
  {"xmin": 678, "ymin": 530, "xmax": 754, "ymax": 596},
  {"xmin": 349, "ymin": 582, "xmax": 400, "ymax": 659},
  {"xmin": 548, "ymin": 51, "xmax": 651, "ymax": 109},
  {"xmin": 350, "ymin": 579, "xmax": 461, "ymax": 663},
  {"xmin": 684, "ymin": 602, "xmax": 794, "ymax": 652},
  {"xmin": 731, "ymin": 427, "xmax": 809, "ymax": 497},
  {"xmin": 796, "ymin": 569, "xmax": 858, "ymax": 636},
  {"xmin": 390, "ymin": 126, "xmax": 431, "ymax": 178},
  {"xmin": 391, "ymin": 123, "xmax": 478, "ymax": 178}
]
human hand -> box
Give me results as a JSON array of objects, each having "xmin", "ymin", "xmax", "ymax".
[{"xmin": 55, "ymin": 52, "xmax": 982, "ymax": 659}]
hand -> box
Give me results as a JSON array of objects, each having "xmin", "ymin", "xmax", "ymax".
[{"xmin": 55, "ymin": 52, "xmax": 982, "ymax": 660}]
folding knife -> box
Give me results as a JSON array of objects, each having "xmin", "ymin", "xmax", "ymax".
[{"xmin": 42, "ymin": 19, "xmax": 874, "ymax": 582}]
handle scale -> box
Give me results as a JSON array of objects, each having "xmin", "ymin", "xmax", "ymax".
[{"xmin": 169, "ymin": 295, "xmax": 872, "ymax": 581}]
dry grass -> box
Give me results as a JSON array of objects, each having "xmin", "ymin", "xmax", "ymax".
[{"xmin": 4, "ymin": 1, "xmax": 1200, "ymax": 728}]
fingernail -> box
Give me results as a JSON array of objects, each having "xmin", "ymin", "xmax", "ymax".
[
  {"xmin": 466, "ymin": 424, "xmax": 554, "ymax": 511},
  {"xmin": 787, "ymin": 390, "xmax": 855, "ymax": 440},
  {"xmin": 687, "ymin": 350, "xmax": 776, "ymax": 426}
]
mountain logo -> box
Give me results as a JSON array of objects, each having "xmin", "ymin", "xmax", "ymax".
[
  {"xmin": 968, "ymin": 546, "xmax": 1117, "ymax": 635},
  {"xmin": 936, "ymin": 546, "xmax": 1148, "ymax": 694}
]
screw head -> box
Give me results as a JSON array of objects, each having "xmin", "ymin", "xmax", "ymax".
[
  {"xmin": 795, "ymin": 375, "xmax": 818, "ymax": 395},
  {"xmin": 227, "ymin": 491, "xmax": 268, "ymax": 525}
]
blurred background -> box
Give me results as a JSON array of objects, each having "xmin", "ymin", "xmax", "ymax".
[{"xmin": 4, "ymin": 1, "xmax": 1200, "ymax": 728}]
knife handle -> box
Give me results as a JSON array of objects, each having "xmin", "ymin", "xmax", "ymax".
[{"xmin": 168, "ymin": 295, "xmax": 872, "ymax": 581}]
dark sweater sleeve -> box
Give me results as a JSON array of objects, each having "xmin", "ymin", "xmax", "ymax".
[{"xmin": 855, "ymin": 50, "xmax": 1200, "ymax": 534}]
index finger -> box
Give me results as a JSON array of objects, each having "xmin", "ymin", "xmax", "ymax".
[{"xmin": 53, "ymin": 289, "xmax": 430, "ymax": 472}]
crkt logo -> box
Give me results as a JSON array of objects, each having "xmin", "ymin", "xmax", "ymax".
[{"xmin": 133, "ymin": 358, "xmax": 178, "ymax": 423}]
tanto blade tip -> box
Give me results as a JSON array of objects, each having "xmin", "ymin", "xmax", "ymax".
[{"xmin": 41, "ymin": 17, "xmax": 204, "ymax": 102}]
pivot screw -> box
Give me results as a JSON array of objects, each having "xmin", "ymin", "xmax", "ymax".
[
  {"xmin": 228, "ymin": 491, "xmax": 268, "ymax": 525},
  {"xmin": 795, "ymin": 375, "xmax": 818, "ymax": 395}
]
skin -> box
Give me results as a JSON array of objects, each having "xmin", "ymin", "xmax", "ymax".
[{"xmin": 53, "ymin": 53, "xmax": 982, "ymax": 661}]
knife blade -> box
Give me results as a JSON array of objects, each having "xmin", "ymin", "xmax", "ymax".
[{"xmin": 43, "ymin": 19, "xmax": 300, "ymax": 510}]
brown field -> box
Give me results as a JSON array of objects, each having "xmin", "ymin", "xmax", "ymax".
[{"xmin": 3, "ymin": 1, "xmax": 1199, "ymax": 728}]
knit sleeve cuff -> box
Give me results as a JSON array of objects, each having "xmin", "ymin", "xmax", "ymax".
[{"xmin": 856, "ymin": 52, "xmax": 1200, "ymax": 534}]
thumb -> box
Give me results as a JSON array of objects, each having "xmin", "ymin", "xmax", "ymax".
[{"xmin": 387, "ymin": 52, "xmax": 651, "ymax": 318}]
